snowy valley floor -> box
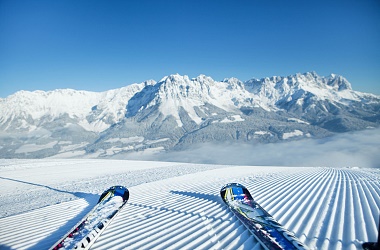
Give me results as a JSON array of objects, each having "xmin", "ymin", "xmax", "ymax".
[{"xmin": 0, "ymin": 159, "xmax": 379, "ymax": 250}]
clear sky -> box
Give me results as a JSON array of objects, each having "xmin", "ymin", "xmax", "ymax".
[{"xmin": 1, "ymin": 0, "xmax": 379, "ymax": 97}]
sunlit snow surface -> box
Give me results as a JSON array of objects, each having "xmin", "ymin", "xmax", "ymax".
[{"xmin": 0, "ymin": 159, "xmax": 379, "ymax": 250}]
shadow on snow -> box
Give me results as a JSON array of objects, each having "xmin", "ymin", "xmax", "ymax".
[{"xmin": 0, "ymin": 176, "xmax": 99, "ymax": 250}]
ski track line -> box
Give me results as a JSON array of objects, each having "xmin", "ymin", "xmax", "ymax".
[
  {"xmin": 1, "ymin": 166, "xmax": 379, "ymax": 250},
  {"xmin": 316, "ymin": 169, "xmax": 341, "ymax": 249},
  {"xmin": 256, "ymin": 168, "xmax": 335, "ymax": 246},
  {"xmin": 336, "ymin": 170, "xmax": 350, "ymax": 249},
  {"xmin": 284, "ymin": 169, "xmax": 337, "ymax": 241},
  {"xmin": 253, "ymin": 168, "xmax": 321, "ymax": 212},
  {"xmin": 357, "ymin": 177, "xmax": 379, "ymax": 240},
  {"xmin": 350, "ymin": 170, "xmax": 380, "ymax": 242},
  {"xmin": 249, "ymin": 168, "xmax": 311, "ymax": 206},
  {"xmin": 270, "ymin": 168, "xmax": 328, "ymax": 220},
  {"xmin": 348, "ymin": 170, "xmax": 366, "ymax": 243},
  {"xmin": 343, "ymin": 171, "xmax": 356, "ymax": 250},
  {"xmin": 303, "ymin": 169, "xmax": 339, "ymax": 248}
]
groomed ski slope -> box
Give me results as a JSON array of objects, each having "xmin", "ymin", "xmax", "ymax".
[{"xmin": 0, "ymin": 160, "xmax": 379, "ymax": 250}]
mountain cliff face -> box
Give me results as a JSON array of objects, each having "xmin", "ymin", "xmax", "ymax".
[{"xmin": 0, "ymin": 72, "xmax": 379, "ymax": 158}]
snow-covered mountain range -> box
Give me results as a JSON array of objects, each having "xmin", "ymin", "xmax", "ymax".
[{"xmin": 0, "ymin": 72, "xmax": 379, "ymax": 158}]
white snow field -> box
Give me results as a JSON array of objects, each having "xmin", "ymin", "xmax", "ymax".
[{"xmin": 0, "ymin": 159, "xmax": 379, "ymax": 250}]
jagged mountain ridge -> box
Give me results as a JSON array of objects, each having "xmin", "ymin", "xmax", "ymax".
[{"xmin": 0, "ymin": 72, "xmax": 379, "ymax": 158}]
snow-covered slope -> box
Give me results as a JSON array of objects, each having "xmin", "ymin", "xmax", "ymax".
[
  {"xmin": 0, "ymin": 72, "xmax": 379, "ymax": 159},
  {"xmin": 0, "ymin": 159, "xmax": 379, "ymax": 250}
]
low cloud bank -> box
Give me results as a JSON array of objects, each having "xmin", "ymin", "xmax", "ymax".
[{"xmin": 137, "ymin": 128, "xmax": 380, "ymax": 168}]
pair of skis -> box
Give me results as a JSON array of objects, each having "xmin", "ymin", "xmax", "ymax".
[{"xmin": 51, "ymin": 183, "xmax": 378, "ymax": 250}]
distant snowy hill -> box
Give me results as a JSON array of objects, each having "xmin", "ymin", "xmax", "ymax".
[{"xmin": 0, "ymin": 72, "xmax": 379, "ymax": 158}]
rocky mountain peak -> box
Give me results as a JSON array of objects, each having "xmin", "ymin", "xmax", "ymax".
[{"xmin": 327, "ymin": 74, "xmax": 352, "ymax": 91}]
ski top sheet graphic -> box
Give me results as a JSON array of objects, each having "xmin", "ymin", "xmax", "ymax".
[
  {"xmin": 51, "ymin": 186, "xmax": 129, "ymax": 250},
  {"xmin": 221, "ymin": 183, "xmax": 307, "ymax": 250}
]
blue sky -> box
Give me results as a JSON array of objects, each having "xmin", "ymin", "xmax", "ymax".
[{"xmin": 1, "ymin": 0, "xmax": 379, "ymax": 97}]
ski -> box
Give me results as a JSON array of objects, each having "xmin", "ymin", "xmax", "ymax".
[
  {"xmin": 51, "ymin": 186, "xmax": 129, "ymax": 250},
  {"xmin": 221, "ymin": 183, "xmax": 307, "ymax": 250}
]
